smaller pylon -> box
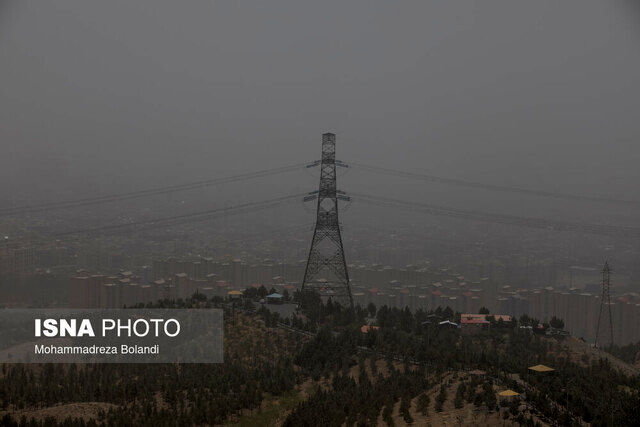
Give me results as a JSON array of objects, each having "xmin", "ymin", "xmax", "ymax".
[{"xmin": 595, "ymin": 261, "xmax": 614, "ymax": 348}]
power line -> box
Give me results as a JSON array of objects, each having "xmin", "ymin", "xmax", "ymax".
[
  {"xmin": 1, "ymin": 163, "xmax": 307, "ymax": 216},
  {"xmin": 350, "ymin": 162, "xmax": 640, "ymax": 206},
  {"xmin": 5, "ymin": 159, "xmax": 635, "ymax": 217},
  {"xmin": 351, "ymin": 192, "xmax": 640, "ymax": 238},
  {"xmin": 209, "ymin": 222, "xmax": 314, "ymax": 246},
  {"xmin": 55, "ymin": 193, "xmax": 304, "ymax": 237}
]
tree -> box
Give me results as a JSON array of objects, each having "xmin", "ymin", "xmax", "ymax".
[
  {"xmin": 435, "ymin": 385, "xmax": 447, "ymax": 412},
  {"xmin": 369, "ymin": 357, "xmax": 378, "ymax": 376},
  {"xmin": 400, "ymin": 394, "xmax": 413, "ymax": 424},
  {"xmin": 382, "ymin": 399, "xmax": 395, "ymax": 426},
  {"xmin": 367, "ymin": 302, "xmax": 377, "ymax": 318},
  {"xmin": 519, "ymin": 314, "xmax": 538, "ymax": 327},
  {"xmin": 479, "ymin": 307, "xmax": 490, "ymax": 315},
  {"xmin": 191, "ymin": 292, "xmax": 207, "ymax": 302},
  {"xmin": 482, "ymin": 381, "xmax": 497, "ymax": 411},
  {"xmin": 454, "ymin": 383, "xmax": 465, "ymax": 409},
  {"xmin": 509, "ymin": 398, "xmax": 520, "ymax": 416},
  {"xmin": 258, "ymin": 285, "xmax": 268, "ymax": 298},
  {"xmin": 549, "ymin": 316, "xmax": 564, "ymax": 329},
  {"xmin": 416, "ymin": 393, "xmax": 430, "ymax": 416}
]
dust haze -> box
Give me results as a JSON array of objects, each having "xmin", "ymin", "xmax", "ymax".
[{"xmin": 1, "ymin": 1, "xmax": 639, "ymax": 298}]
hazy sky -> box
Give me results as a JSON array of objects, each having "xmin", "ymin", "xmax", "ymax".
[{"xmin": 1, "ymin": 1, "xmax": 639, "ymax": 207}]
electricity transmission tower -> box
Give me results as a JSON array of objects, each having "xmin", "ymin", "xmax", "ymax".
[
  {"xmin": 301, "ymin": 133, "xmax": 353, "ymax": 307},
  {"xmin": 595, "ymin": 261, "xmax": 614, "ymax": 348}
]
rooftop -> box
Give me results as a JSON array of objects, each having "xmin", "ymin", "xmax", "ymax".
[{"xmin": 266, "ymin": 293, "xmax": 283, "ymax": 299}]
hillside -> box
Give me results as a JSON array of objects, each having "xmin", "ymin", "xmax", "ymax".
[
  {"xmin": 2, "ymin": 402, "xmax": 117, "ymax": 424},
  {"xmin": 556, "ymin": 336, "xmax": 640, "ymax": 378},
  {"xmin": 1, "ymin": 296, "xmax": 640, "ymax": 426}
]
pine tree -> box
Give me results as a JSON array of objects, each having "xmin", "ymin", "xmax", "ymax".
[
  {"xmin": 382, "ymin": 400, "xmax": 395, "ymax": 427},
  {"xmin": 416, "ymin": 393, "xmax": 430, "ymax": 416},
  {"xmin": 400, "ymin": 394, "xmax": 414, "ymax": 424},
  {"xmin": 454, "ymin": 382, "xmax": 466, "ymax": 409},
  {"xmin": 435, "ymin": 384, "xmax": 447, "ymax": 412}
]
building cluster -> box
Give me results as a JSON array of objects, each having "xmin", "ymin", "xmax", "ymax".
[
  {"xmin": 69, "ymin": 257, "xmax": 300, "ymax": 309},
  {"xmin": 0, "ymin": 245, "xmax": 74, "ymax": 279},
  {"xmin": 351, "ymin": 273, "xmax": 640, "ymax": 345},
  {"xmin": 66, "ymin": 257, "xmax": 640, "ymax": 345},
  {"xmin": 151, "ymin": 257, "xmax": 302, "ymax": 288}
]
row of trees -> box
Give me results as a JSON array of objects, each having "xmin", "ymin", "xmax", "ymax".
[
  {"xmin": 1, "ymin": 294, "xmax": 300, "ymax": 425},
  {"xmin": 606, "ymin": 340, "xmax": 640, "ymax": 365},
  {"xmin": 2, "ymin": 293, "xmax": 638, "ymax": 426},
  {"xmin": 284, "ymin": 298, "xmax": 640, "ymax": 425},
  {"xmin": 284, "ymin": 356, "xmax": 431, "ymax": 426},
  {"xmin": 1, "ymin": 358, "xmax": 297, "ymax": 425}
]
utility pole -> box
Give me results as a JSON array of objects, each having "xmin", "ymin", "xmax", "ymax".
[{"xmin": 301, "ymin": 133, "xmax": 353, "ymax": 308}]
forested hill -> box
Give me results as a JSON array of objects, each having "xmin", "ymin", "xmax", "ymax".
[{"xmin": 1, "ymin": 291, "xmax": 639, "ymax": 426}]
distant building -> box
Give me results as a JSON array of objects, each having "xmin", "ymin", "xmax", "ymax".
[
  {"xmin": 438, "ymin": 320, "xmax": 459, "ymax": 329},
  {"xmin": 460, "ymin": 313, "xmax": 512, "ymax": 332},
  {"xmin": 227, "ymin": 290, "xmax": 243, "ymax": 300},
  {"xmin": 461, "ymin": 313, "xmax": 512, "ymax": 323},
  {"xmin": 460, "ymin": 317, "xmax": 490, "ymax": 332},
  {"xmin": 360, "ymin": 325, "xmax": 380, "ymax": 334},
  {"xmin": 266, "ymin": 293, "xmax": 284, "ymax": 304}
]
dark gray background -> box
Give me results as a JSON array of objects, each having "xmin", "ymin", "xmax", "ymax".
[{"xmin": 1, "ymin": 1, "xmax": 639, "ymax": 206}]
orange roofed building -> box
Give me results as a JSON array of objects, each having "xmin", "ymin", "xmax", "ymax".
[
  {"xmin": 461, "ymin": 313, "xmax": 512, "ymax": 322},
  {"xmin": 461, "ymin": 313, "xmax": 512, "ymax": 332}
]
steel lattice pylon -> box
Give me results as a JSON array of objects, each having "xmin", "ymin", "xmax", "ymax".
[
  {"xmin": 595, "ymin": 261, "xmax": 614, "ymax": 348},
  {"xmin": 301, "ymin": 133, "xmax": 353, "ymax": 307}
]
